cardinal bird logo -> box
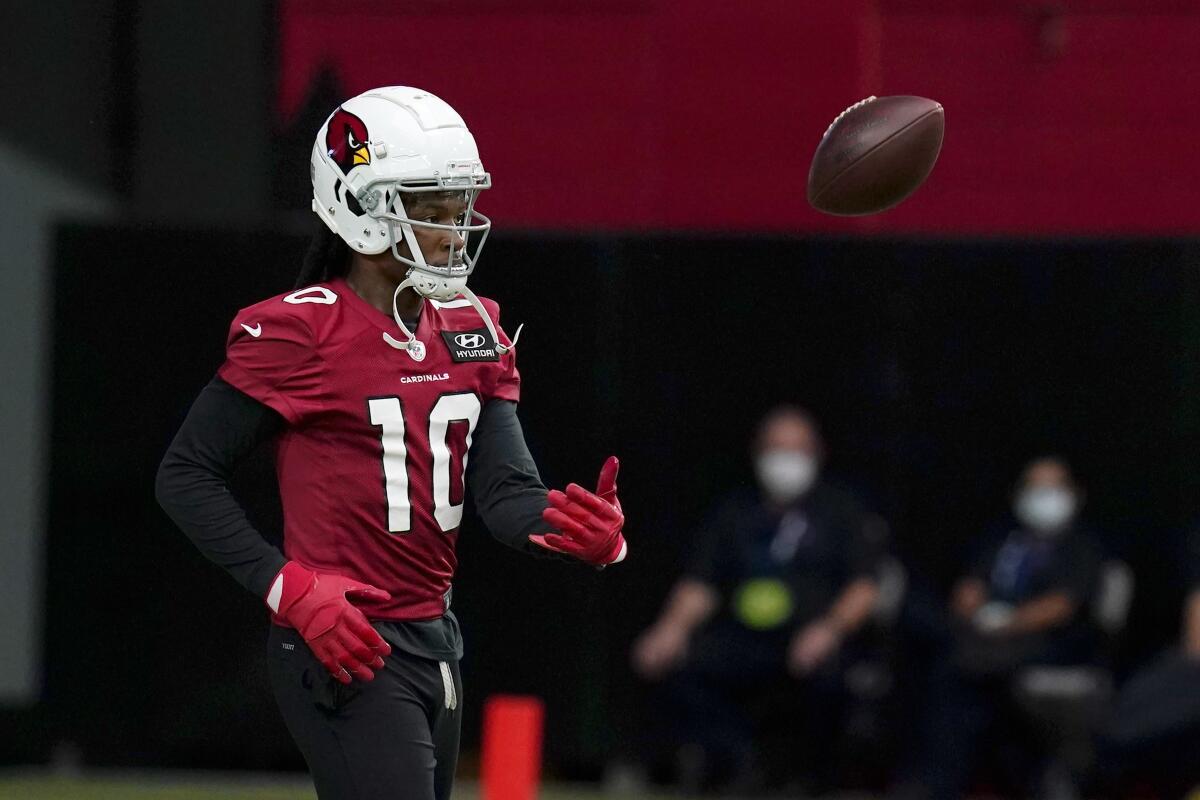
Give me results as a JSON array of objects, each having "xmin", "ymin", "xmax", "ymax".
[{"xmin": 326, "ymin": 108, "xmax": 371, "ymax": 173}]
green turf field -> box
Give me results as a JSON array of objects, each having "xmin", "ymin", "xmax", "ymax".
[
  {"xmin": 0, "ymin": 776, "xmax": 310, "ymax": 800},
  {"xmin": 0, "ymin": 773, "xmax": 677, "ymax": 800}
]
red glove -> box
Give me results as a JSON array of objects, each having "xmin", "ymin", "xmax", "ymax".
[
  {"xmin": 530, "ymin": 456, "xmax": 628, "ymax": 567},
  {"xmin": 266, "ymin": 561, "xmax": 393, "ymax": 684}
]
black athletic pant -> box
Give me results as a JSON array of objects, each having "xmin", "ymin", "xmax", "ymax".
[{"xmin": 268, "ymin": 625, "xmax": 463, "ymax": 800}]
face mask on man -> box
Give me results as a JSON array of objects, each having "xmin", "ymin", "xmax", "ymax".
[
  {"xmin": 755, "ymin": 450, "xmax": 818, "ymax": 505},
  {"xmin": 1014, "ymin": 486, "xmax": 1077, "ymax": 534}
]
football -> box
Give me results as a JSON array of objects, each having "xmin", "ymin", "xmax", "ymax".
[{"xmin": 807, "ymin": 95, "xmax": 945, "ymax": 216}]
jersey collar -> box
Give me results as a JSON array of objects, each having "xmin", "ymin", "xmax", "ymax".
[{"xmin": 331, "ymin": 277, "xmax": 431, "ymax": 339}]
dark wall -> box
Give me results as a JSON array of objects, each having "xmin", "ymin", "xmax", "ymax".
[
  {"xmin": 0, "ymin": 1, "xmax": 120, "ymax": 189},
  {"xmin": 0, "ymin": 0, "xmax": 271, "ymax": 211},
  {"xmin": 131, "ymin": 0, "xmax": 273, "ymax": 217},
  {"xmin": 29, "ymin": 223, "xmax": 1200, "ymax": 771}
]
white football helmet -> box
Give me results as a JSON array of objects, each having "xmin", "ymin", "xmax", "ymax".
[{"xmin": 310, "ymin": 86, "xmax": 514, "ymax": 358}]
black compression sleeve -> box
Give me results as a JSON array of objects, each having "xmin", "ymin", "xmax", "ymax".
[
  {"xmin": 155, "ymin": 376, "xmax": 288, "ymax": 597},
  {"xmin": 466, "ymin": 400, "xmax": 551, "ymax": 556}
]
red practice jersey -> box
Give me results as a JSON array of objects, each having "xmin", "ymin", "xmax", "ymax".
[{"xmin": 218, "ymin": 278, "xmax": 520, "ymax": 620}]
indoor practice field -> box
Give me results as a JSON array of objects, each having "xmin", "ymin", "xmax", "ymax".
[
  {"xmin": 0, "ymin": 775, "xmax": 689, "ymax": 800},
  {"xmin": 2, "ymin": 776, "xmax": 1198, "ymax": 800},
  {"xmin": 9, "ymin": 3, "xmax": 1200, "ymax": 800}
]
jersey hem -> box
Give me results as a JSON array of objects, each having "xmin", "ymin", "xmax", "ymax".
[{"xmin": 269, "ymin": 608, "xmax": 452, "ymax": 625}]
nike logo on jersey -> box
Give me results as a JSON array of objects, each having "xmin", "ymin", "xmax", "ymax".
[
  {"xmin": 441, "ymin": 328, "xmax": 499, "ymax": 362},
  {"xmin": 241, "ymin": 323, "xmax": 263, "ymax": 338}
]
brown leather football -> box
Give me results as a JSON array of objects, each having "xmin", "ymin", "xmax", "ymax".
[{"xmin": 807, "ymin": 95, "xmax": 944, "ymax": 216}]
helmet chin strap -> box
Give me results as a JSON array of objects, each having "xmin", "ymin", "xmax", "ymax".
[
  {"xmin": 381, "ymin": 274, "xmax": 522, "ymax": 356},
  {"xmin": 381, "ymin": 276, "xmax": 422, "ymax": 352},
  {"xmin": 458, "ymin": 284, "xmax": 523, "ymax": 355}
]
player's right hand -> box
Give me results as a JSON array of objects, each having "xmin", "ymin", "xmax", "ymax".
[{"xmin": 266, "ymin": 561, "xmax": 392, "ymax": 684}]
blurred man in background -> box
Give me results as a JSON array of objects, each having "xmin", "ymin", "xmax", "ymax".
[
  {"xmin": 630, "ymin": 406, "xmax": 883, "ymax": 792},
  {"xmin": 897, "ymin": 456, "xmax": 1104, "ymax": 800},
  {"xmin": 1097, "ymin": 521, "xmax": 1200, "ymax": 798}
]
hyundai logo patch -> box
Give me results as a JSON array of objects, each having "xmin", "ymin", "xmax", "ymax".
[{"xmin": 441, "ymin": 328, "xmax": 499, "ymax": 362}]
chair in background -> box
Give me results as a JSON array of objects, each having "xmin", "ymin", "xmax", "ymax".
[{"xmin": 1012, "ymin": 561, "xmax": 1136, "ymax": 800}]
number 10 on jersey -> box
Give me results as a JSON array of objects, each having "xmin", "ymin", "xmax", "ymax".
[{"xmin": 368, "ymin": 392, "xmax": 482, "ymax": 534}]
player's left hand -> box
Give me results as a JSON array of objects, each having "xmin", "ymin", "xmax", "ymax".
[{"xmin": 531, "ymin": 456, "xmax": 627, "ymax": 567}]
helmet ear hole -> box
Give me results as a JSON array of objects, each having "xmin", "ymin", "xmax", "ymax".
[{"xmin": 345, "ymin": 190, "xmax": 364, "ymax": 217}]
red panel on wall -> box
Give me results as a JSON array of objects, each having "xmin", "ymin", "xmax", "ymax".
[
  {"xmin": 279, "ymin": 4, "xmax": 664, "ymax": 228},
  {"xmin": 278, "ymin": 1, "xmax": 1200, "ymax": 234},
  {"xmin": 874, "ymin": 6, "xmax": 1200, "ymax": 234}
]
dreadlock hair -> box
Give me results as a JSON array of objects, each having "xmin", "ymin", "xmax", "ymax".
[{"xmin": 294, "ymin": 223, "xmax": 353, "ymax": 289}]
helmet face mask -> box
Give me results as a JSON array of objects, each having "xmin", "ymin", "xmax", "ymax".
[{"xmin": 380, "ymin": 187, "xmax": 492, "ymax": 302}]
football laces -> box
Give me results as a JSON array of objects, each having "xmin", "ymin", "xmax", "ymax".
[{"xmin": 823, "ymin": 96, "xmax": 878, "ymax": 139}]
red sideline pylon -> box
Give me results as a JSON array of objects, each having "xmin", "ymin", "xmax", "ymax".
[{"xmin": 481, "ymin": 694, "xmax": 545, "ymax": 800}]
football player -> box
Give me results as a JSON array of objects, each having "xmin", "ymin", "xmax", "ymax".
[{"xmin": 156, "ymin": 87, "xmax": 627, "ymax": 800}]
